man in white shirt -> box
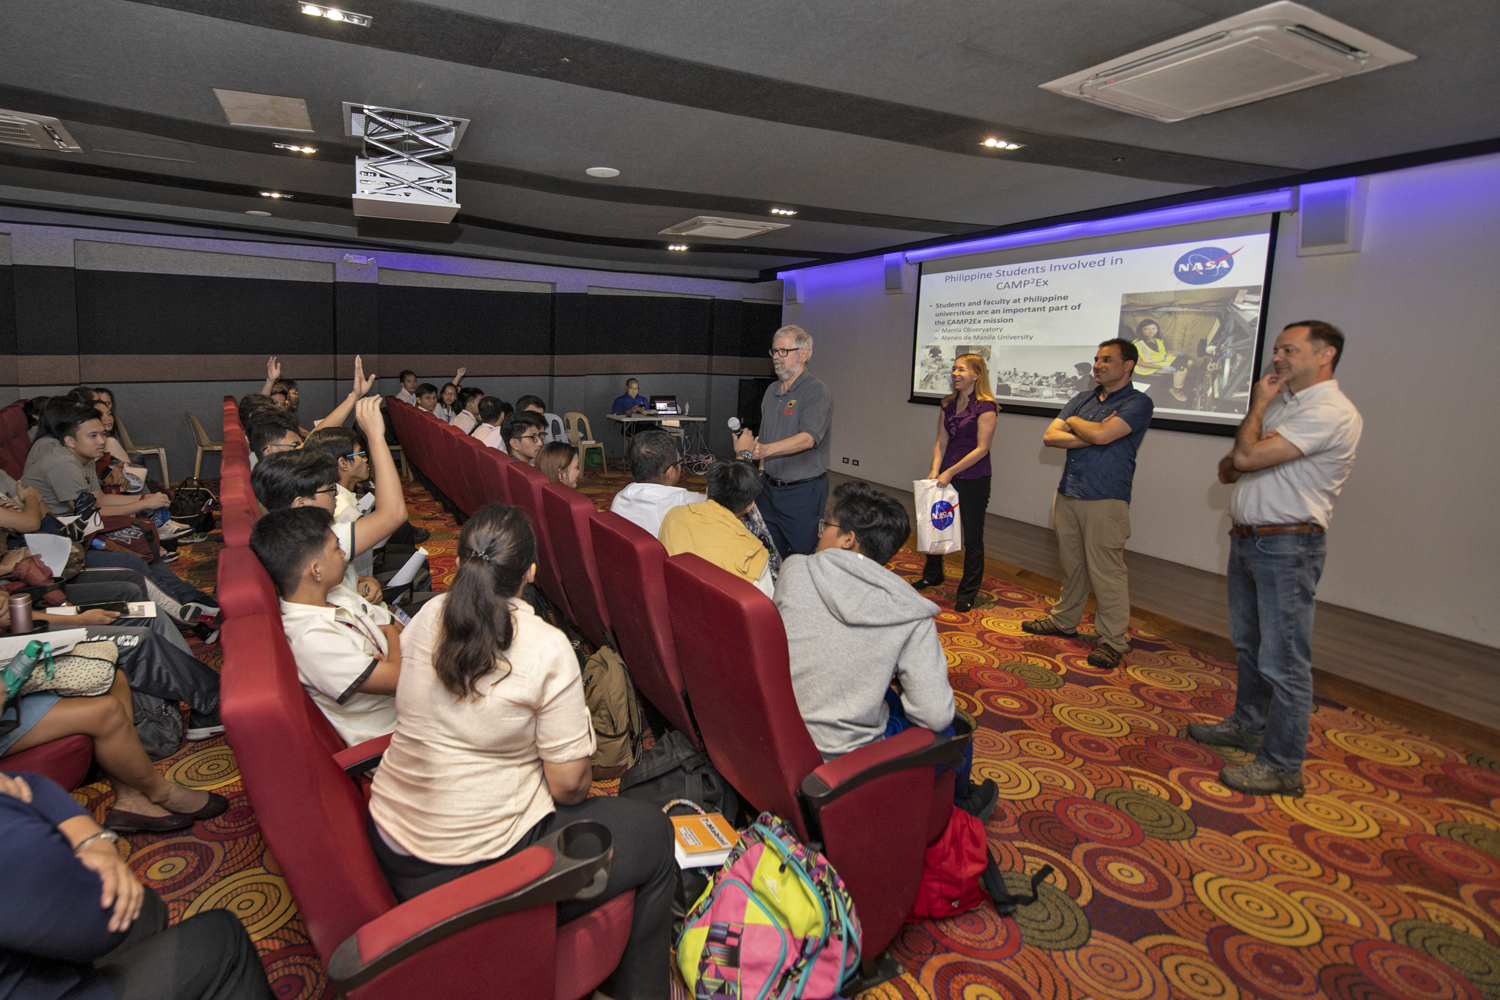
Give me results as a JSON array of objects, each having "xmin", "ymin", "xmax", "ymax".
[
  {"xmin": 609, "ymin": 428, "xmax": 703, "ymax": 537},
  {"xmin": 251, "ymin": 505, "xmax": 401, "ymax": 747},
  {"xmin": 1189, "ymin": 322, "xmax": 1362, "ymax": 796},
  {"xmin": 471, "ymin": 396, "xmax": 510, "ymax": 450},
  {"xmin": 395, "ymin": 370, "xmax": 419, "ymax": 406}
]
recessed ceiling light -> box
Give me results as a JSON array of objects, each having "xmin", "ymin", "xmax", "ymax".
[
  {"xmin": 981, "ymin": 138, "xmax": 1024, "ymax": 150},
  {"xmin": 585, "ymin": 167, "xmax": 620, "ymax": 178},
  {"xmin": 770, "ymin": 208, "xmax": 797, "ymax": 216},
  {"xmin": 260, "ymin": 191, "xmax": 291, "ymax": 199},
  {"xmin": 245, "ymin": 210, "xmax": 273, "ymax": 216},
  {"xmin": 667, "ymin": 244, "xmax": 688, "ymax": 251},
  {"xmin": 273, "ymin": 142, "xmax": 318, "ymax": 154},
  {"xmin": 299, "ymin": 3, "xmax": 370, "ymax": 25}
]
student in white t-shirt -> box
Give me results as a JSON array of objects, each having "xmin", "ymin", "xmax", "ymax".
[
  {"xmin": 470, "ymin": 396, "xmax": 511, "ymax": 451},
  {"xmin": 251, "ymin": 505, "xmax": 401, "ymax": 746},
  {"xmin": 608, "ymin": 429, "xmax": 703, "ymax": 537},
  {"xmin": 251, "ymin": 397, "xmax": 408, "ymax": 603},
  {"xmin": 450, "ymin": 387, "xmax": 483, "ymax": 434},
  {"xmin": 395, "ymin": 370, "xmax": 419, "ymax": 407},
  {"xmin": 1190, "ymin": 322, "xmax": 1363, "ymax": 798}
]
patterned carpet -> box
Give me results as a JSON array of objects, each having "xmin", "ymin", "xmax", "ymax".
[{"xmin": 62, "ymin": 470, "xmax": 1500, "ymax": 1000}]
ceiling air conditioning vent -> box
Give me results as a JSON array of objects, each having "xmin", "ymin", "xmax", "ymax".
[
  {"xmin": 1039, "ymin": 1, "xmax": 1414, "ymax": 122},
  {"xmin": 659, "ymin": 216, "xmax": 789, "ymax": 240},
  {"xmin": 0, "ymin": 110, "xmax": 81, "ymax": 152}
]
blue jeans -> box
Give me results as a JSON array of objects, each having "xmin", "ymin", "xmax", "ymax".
[
  {"xmin": 1226, "ymin": 530, "xmax": 1327, "ymax": 773},
  {"xmin": 884, "ymin": 689, "xmax": 973, "ymax": 803},
  {"xmin": 754, "ymin": 473, "xmax": 829, "ymax": 558}
]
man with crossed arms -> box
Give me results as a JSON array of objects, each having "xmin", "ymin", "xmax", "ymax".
[{"xmin": 1189, "ymin": 321, "xmax": 1362, "ymax": 796}]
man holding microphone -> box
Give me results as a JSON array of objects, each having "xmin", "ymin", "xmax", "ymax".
[{"xmin": 735, "ymin": 325, "xmax": 833, "ymax": 557}]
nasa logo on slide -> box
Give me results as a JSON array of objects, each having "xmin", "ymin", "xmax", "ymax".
[
  {"xmin": 930, "ymin": 499, "xmax": 956, "ymax": 530},
  {"xmin": 1174, "ymin": 246, "xmax": 1240, "ymax": 285}
]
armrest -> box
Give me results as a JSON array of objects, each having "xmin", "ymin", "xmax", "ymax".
[
  {"xmin": 327, "ymin": 820, "xmax": 614, "ymax": 992},
  {"xmin": 333, "ymin": 733, "xmax": 392, "ymax": 777},
  {"xmin": 799, "ymin": 723, "xmax": 969, "ymax": 812}
]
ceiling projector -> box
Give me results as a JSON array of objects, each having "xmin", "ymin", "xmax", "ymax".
[{"xmin": 344, "ymin": 103, "xmax": 468, "ymax": 223}]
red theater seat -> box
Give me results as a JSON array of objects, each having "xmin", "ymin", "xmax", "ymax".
[
  {"xmin": 662, "ymin": 553, "xmax": 967, "ymax": 965},
  {"xmin": 470, "ymin": 439, "xmax": 512, "ymax": 507},
  {"xmin": 216, "ymin": 545, "xmax": 278, "ymax": 620},
  {"xmin": 3, "ymin": 735, "xmax": 94, "ymax": 790},
  {"xmin": 541, "ymin": 484, "xmax": 613, "ymax": 651},
  {"xmin": 589, "ymin": 512, "xmax": 698, "ymax": 746},
  {"xmin": 505, "ymin": 461, "xmax": 574, "ymax": 624},
  {"xmin": 220, "ymin": 613, "xmax": 632, "ymax": 999}
]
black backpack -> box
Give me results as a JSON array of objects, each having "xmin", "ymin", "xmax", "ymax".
[{"xmin": 618, "ymin": 729, "xmax": 739, "ymax": 824}]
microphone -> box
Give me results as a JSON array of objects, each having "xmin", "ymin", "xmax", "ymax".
[{"xmin": 728, "ymin": 417, "xmax": 753, "ymax": 460}]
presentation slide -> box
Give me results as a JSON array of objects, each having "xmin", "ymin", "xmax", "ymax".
[{"xmin": 911, "ymin": 216, "xmax": 1276, "ymax": 428}]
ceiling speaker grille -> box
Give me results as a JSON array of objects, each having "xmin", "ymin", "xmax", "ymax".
[
  {"xmin": 1039, "ymin": 1, "xmax": 1415, "ymax": 122},
  {"xmin": 658, "ymin": 216, "xmax": 790, "ymax": 240}
]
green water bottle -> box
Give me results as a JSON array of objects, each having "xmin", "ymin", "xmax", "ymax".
[{"xmin": 1, "ymin": 640, "xmax": 53, "ymax": 700}]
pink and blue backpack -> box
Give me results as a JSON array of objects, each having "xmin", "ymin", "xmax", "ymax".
[{"xmin": 676, "ymin": 812, "xmax": 861, "ymax": 999}]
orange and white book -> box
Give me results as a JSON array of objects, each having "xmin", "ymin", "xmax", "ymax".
[{"xmin": 671, "ymin": 812, "xmax": 739, "ymax": 868}]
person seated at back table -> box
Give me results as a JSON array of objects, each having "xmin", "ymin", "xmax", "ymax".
[
  {"xmin": 450, "ymin": 387, "xmax": 483, "ymax": 434},
  {"xmin": 470, "ymin": 396, "xmax": 510, "ymax": 450},
  {"xmin": 502, "ymin": 411, "xmax": 547, "ymax": 465},
  {"xmin": 366, "ymin": 505, "xmax": 675, "ymax": 1000},
  {"xmin": 660, "ymin": 460, "xmax": 774, "ymax": 596},
  {"xmin": 0, "ymin": 768, "xmax": 271, "ymax": 1000},
  {"xmin": 250, "ymin": 507, "xmax": 402, "ymax": 748},
  {"xmin": 608, "ymin": 429, "xmax": 703, "ymax": 538},
  {"xmin": 536, "ymin": 442, "xmax": 581, "ymax": 489}
]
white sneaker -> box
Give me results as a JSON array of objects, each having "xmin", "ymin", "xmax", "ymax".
[{"xmin": 157, "ymin": 520, "xmax": 195, "ymax": 540}]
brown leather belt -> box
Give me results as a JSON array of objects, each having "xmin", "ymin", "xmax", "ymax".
[{"xmin": 1232, "ymin": 523, "xmax": 1324, "ymax": 538}]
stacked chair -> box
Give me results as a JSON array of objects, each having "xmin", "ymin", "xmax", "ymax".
[{"xmin": 216, "ymin": 397, "xmax": 635, "ymax": 999}]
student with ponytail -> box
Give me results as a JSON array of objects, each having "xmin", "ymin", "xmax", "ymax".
[{"xmin": 366, "ymin": 504, "xmax": 676, "ymax": 1000}]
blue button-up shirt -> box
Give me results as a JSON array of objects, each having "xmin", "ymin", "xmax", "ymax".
[{"xmin": 1056, "ymin": 384, "xmax": 1154, "ymax": 504}]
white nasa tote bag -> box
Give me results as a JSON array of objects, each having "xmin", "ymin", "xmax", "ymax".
[{"xmin": 913, "ymin": 479, "xmax": 962, "ymax": 555}]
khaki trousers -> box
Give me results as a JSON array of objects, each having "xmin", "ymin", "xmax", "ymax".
[{"xmin": 1048, "ymin": 493, "xmax": 1132, "ymax": 653}]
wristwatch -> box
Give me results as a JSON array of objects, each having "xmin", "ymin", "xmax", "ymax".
[{"xmin": 73, "ymin": 829, "xmax": 120, "ymax": 854}]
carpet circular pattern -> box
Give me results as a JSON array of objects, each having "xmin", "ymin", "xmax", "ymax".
[{"xmin": 77, "ymin": 476, "xmax": 1499, "ymax": 1000}]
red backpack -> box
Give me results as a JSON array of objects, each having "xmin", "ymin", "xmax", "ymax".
[{"xmin": 907, "ymin": 807, "xmax": 989, "ymax": 920}]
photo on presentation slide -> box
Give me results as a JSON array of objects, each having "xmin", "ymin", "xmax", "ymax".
[
  {"xmin": 1117, "ymin": 285, "xmax": 1263, "ymax": 416},
  {"xmin": 992, "ymin": 347, "xmax": 1097, "ymax": 402},
  {"xmin": 909, "ymin": 220, "xmax": 1276, "ymax": 429}
]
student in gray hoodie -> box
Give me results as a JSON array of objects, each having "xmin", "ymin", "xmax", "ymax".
[{"xmin": 774, "ymin": 481, "xmax": 956, "ymax": 760}]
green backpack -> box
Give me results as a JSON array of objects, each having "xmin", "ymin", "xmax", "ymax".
[{"xmin": 580, "ymin": 647, "xmax": 644, "ymax": 779}]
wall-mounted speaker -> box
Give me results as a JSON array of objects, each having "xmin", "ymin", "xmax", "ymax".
[
  {"xmin": 884, "ymin": 252, "xmax": 914, "ymax": 294},
  {"xmin": 1297, "ymin": 177, "xmax": 1367, "ymax": 257}
]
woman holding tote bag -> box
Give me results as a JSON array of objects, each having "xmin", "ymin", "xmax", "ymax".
[{"xmin": 912, "ymin": 354, "xmax": 997, "ymax": 613}]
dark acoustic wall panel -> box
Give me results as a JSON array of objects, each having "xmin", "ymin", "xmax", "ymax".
[
  {"xmin": 552, "ymin": 293, "xmax": 588, "ymax": 356},
  {"xmin": 75, "ymin": 271, "xmax": 333, "ymax": 355},
  {"xmin": 743, "ymin": 302, "xmax": 783, "ymax": 357},
  {"xmin": 0, "ymin": 265, "xmax": 16, "ymax": 358},
  {"xmin": 582, "ymin": 294, "xmax": 713, "ymax": 356},
  {"xmin": 14, "ymin": 265, "xmax": 78, "ymax": 355},
  {"xmin": 711, "ymin": 299, "xmax": 743, "ymax": 358},
  {"xmin": 377, "ymin": 285, "xmax": 553, "ymax": 355},
  {"xmin": 335, "ymin": 282, "xmax": 379, "ymax": 357}
]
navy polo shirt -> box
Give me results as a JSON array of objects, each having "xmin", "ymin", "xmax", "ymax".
[{"xmin": 1056, "ymin": 384, "xmax": 1153, "ymax": 504}]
